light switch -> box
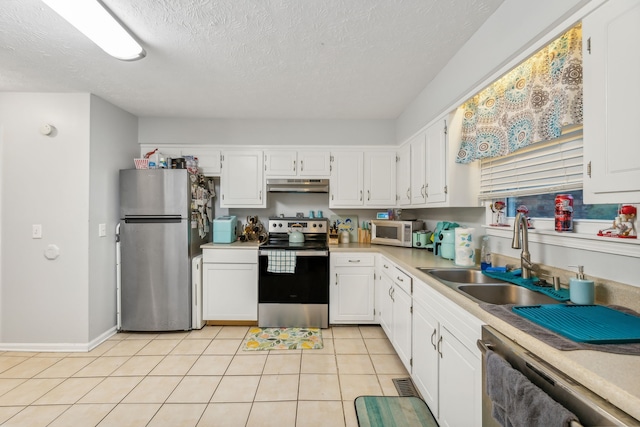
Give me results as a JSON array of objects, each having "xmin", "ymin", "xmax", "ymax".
[
  {"xmin": 32, "ymin": 224, "xmax": 42, "ymax": 239},
  {"xmin": 98, "ymin": 223, "xmax": 106, "ymax": 237}
]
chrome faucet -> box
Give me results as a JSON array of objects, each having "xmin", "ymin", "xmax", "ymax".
[{"xmin": 512, "ymin": 212, "xmax": 535, "ymax": 279}]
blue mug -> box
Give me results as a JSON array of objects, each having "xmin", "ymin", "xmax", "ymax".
[
  {"xmin": 309, "ymin": 210, "xmax": 315, "ymax": 218},
  {"xmin": 317, "ymin": 210, "xmax": 323, "ymax": 218}
]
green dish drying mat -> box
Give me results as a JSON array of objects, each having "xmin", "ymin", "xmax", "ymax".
[
  {"xmin": 355, "ymin": 396, "xmax": 438, "ymax": 427},
  {"xmin": 482, "ymin": 270, "xmax": 569, "ymax": 301}
]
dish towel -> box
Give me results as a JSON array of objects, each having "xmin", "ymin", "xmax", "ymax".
[
  {"xmin": 486, "ymin": 349, "xmax": 579, "ymax": 427},
  {"xmin": 265, "ymin": 250, "xmax": 297, "ymax": 274}
]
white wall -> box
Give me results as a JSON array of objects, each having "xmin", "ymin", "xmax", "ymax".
[
  {"xmin": 396, "ymin": 0, "xmax": 595, "ymax": 143},
  {"xmin": 139, "ymin": 117, "xmax": 396, "ymax": 146},
  {"xmin": 0, "ymin": 93, "xmax": 92, "ymax": 346},
  {"xmin": 88, "ymin": 95, "xmax": 138, "ymax": 342}
]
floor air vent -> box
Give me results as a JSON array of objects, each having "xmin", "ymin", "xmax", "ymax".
[{"xmin": 392, "ymin": 377, "xmax": 421, "ymax": 398}]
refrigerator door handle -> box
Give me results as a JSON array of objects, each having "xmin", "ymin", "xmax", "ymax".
[{"xmin": 124, "ymin": 216, "xmax": 182, "ymax": 224}]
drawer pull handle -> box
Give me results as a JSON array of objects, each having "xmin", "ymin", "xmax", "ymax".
[
  {"xmin": 348, "ymin": 259, "xmax": 361, "ymax": 263},
  {"xmin": 396, "ymin": 276, "xmax": 403, "ymax": 282}
]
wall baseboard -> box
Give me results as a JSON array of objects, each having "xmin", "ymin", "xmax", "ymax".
[{"xmin": 0, "ymin": 326, "xmax": 118, "ymax": 353}]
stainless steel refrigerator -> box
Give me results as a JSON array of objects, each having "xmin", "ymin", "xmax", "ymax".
[{"xmin": 118, "ymin": 169, "xmax": 210, "ymax": 331}]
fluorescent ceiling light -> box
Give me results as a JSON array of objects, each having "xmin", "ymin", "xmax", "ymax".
[{"xmin": 42, "ymin": 0, "xmax": 146, "ymax": 61}]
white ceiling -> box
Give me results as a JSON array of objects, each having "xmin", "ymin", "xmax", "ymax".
[{"xmin": 1, "ymin": 0, "xmax": 504, "ymax": 119}]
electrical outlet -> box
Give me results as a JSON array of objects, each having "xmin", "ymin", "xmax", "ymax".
[
  {"xmin": 98, "ymin": 223, "xmax": 106, "ymax": 237},
  {"xmin": 32, "ymin": 224, "xmax": 42, "ymax": 239}
]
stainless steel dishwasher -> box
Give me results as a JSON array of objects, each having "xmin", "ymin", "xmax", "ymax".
[{"xmin": 477, "ymin": 326, "xmax": 639, "ymax": 426}]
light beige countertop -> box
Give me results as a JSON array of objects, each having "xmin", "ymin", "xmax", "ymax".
[
  {"xmin": 331, "ymin": 243, "xmax": 640, "ymax": 422},
  {"xmin": 201, "ymin": 241, "xmax": 261, "ymax": 249}
]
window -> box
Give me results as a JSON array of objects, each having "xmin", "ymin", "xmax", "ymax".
[{"xmin": 505, "ymin": 190, "xmax": 618, "ymax": 220}]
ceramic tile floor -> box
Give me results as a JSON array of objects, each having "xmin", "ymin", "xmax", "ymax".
[{"xmin": 0, "ymin": 325, "xmax": 409, "ymax": 427}]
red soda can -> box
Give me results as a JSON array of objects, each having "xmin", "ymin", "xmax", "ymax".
[{"xmin": 555, "ymin": 194, "xmax": 573, "ymax": 232}]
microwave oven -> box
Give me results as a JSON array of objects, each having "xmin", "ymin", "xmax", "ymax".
[{"xmin": 371, "ymin": 220, "xmax": 424, "ymax": 247}]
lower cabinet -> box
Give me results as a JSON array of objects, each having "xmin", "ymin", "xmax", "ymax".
[
  {"xmin": 412, "ymin": 280, "xmax": 482, "ymax": 427},
  {"xmin": 202, "ymin": 248, "xmax": 258, "ymax": 321},
  {"xmin": 377, "ymin": 256, "xmax": 413, "ymax": 372},
  {"xmin": 329, "ymin": 253, "xmax": 376, "ymax": 324}
]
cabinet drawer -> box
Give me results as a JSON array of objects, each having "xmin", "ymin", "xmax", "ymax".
[
  {"xmin": 332, "ymin": 253, "xmax": 375, "ymax": 267},
  {"xmin": 203, "ymin": 248, "xmax": 257, "ymax": 264},
  {"xmin": 393, "ymin": 267, "xmax": 412, "ymax": 294}
]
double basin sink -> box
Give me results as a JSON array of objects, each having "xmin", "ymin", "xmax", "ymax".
[{"xmin": 418, "ymin": 268, "xmax": 559, "ymax": 305}]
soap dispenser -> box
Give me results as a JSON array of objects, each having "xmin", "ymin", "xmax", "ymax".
[{"xmin": 569, "ymin": 265, "xmax": 595, "ymax": 305}]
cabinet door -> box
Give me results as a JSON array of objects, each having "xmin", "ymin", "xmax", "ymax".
[
  {"xmin": 330, "ymin": 267, "xmax": 375, "ymax": 323},
  {"xmin": 397, "ymin": 144, "xmax": 411, "ymax": 206},
  {"xmin": 583, "ymin": 0, "xmax": 640, "ymax": 203},
  {"xmin": 377, "ymin": 266, "xmax": 394, "ymax": 338},
  {"xmin": 183, "ymin": 148, "xmax": 221, "ymax": 176},
  {"xmin": 425, "ymin": 120, "xmax": 447, "ymax": 204},
  {"xmin": 203, "ymin": 263, "xmax": 258, "ymax": 321},
  {"xmin": 330, "ymin": 151, "xmax": 364, "ymax": 207},
  {"xmin": 392, "ymin": 285, "xmax": 412, "ymax": 372},
  {"xmin": 364, "ymin": 151, "xmax": 397, "ymax": 207},
  {"xmin": 264, "ymin": 150, "xmax": 297, "ymax": 176},
  {"xmin": 412, "ymin": 301, "xmax": 440, "ymax": 418},
  {"xmin": 220, "ymin": 150, "xmax": 265, "ymax": 207},
  {"xmin": 410, "ymin": 133, "xmax": 427, "ymax": 206},
  {"xmin": 439, "ymin": 326, "xmax": 481, "ymax": 427},
  {"xmin": 299, "ymin": 151, "xmax": 331, "ymax": 176}
]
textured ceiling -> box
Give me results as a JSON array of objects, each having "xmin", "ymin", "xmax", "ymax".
[{"xmin": 0, "ymin": 0, "xmax": 504, "ymax": 119}]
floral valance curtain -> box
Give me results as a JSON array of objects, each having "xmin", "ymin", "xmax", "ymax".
[{"xmin": 456, "ymin": 24, "xmax": 582, "ymax": 164}]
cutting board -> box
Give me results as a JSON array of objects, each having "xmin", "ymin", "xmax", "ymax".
[
  {"xmin": 512, "ymin": 304, "xmax": 640, "ymax": 344},
  {"xmin": 330, "ymin": 215, "xmax": 358, "ymax": 243}
]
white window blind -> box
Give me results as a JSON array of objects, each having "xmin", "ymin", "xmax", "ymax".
[{"xmin": 479, "ymin": 126, "xmax": 583, "ymax": 200}]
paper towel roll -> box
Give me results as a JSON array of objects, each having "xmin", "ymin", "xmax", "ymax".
[{"xmin": 454, "ymin": 227, "xmax": 475, "ymax": 267}]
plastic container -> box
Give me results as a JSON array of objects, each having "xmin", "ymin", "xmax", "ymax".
[
  {"xmin": 480, "ymin": 236, "xmax": 492, "ymax": 270},
  {"xmin": 569, "ymin": 265, "xmax": 594, "ymax": 305}
]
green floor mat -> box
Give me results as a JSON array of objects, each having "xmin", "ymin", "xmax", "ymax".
[{"xmin": 355, "ymin": 396, "xmax": 438, "ymax": 427}]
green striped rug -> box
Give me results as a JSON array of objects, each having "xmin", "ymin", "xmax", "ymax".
[{"xmin": 355, "ymin": 396, "xmax": 438, "ymax": 427}]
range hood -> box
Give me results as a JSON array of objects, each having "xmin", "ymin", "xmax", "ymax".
[{"xmin": 266, "ymin": 179, "xmax": 329, "ymax": 193}]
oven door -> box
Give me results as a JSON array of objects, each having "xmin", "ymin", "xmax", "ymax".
[{"xmin": 258, "ymin": 251, "xmax": 329, "ymax": 304}]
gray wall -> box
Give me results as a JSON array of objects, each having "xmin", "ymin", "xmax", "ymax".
[
  {"xmin": 396, "ymin": 0, "xmax": 596, "ymax": 143},
  {"xmin": 89, "ymin": 95, "xmax": 139, "ymax": 342},
  {"xmin": 139, "ymin": 117, "xmax": 396, "ymax": 146}
]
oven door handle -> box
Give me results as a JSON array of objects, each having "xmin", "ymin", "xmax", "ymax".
[{"xmin": 259, "ymin": 250, "xmax": 328, "ymax": 257}]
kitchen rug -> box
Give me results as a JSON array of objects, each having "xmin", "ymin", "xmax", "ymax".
[
  {"xmin": 355, "ymin": 396, "xmax": 438, "ymax": 427},
  {"xmin": 242, "ymin": 327, "xmax": 323, "ymax": 351}
]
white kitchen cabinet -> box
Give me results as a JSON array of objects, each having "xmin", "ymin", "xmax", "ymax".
[
  {"xmin": 425, "ymin": 120, "xmax": 447, "ymax": 205},
  {"xmin": 364, "ymin": 151, "xmax": 397, "ymax": 207},
  {"xmin": 202, "ymin": 248, "xmax": 258, "ymax": 321},
  {"xmin": 220, "ymin": 150, "xmax": 265, "ymax": 207},
  {"xmin": 439, "ymin": 325, "xmax": 481, "ymax": 427},
  {"xmin": 298, "ymin": 150, "xmax": 331, "ymax": 176},
  {"xmin": 263, "ymin": 150, "xmax": 331, "ymax": 177},
  {"xmin": 330, "ymin": 151, "xmax": 364, "ymax": 207},
  {"xmin": 264, "ymin": 150, "xmax": 297, "ymax": 176},
  {"xmin": 378, "ymin": 256, "xmax": 412, "ymax": 372},
  {"xmin": 330, "ymin": 150, "xmax": 396, "ymax": 208},
  {"xmin": 399, "ymin": 112, "xmax": 480, "ymax": 208},
  {"xmin": 412, "ymin": 280, "xmax": 482, "ymax": 427},
  {"xmin": 409, "ymin": 132, "xmax": 427, "ymax": 206},
  {"xmin": 583, "ymin": 0, "xmax": 640, "ymax": 203},
  {"xmin": 330, "ymin": 253, "xmax": 376, "ymax": 324},
  {"xmin": 396, "ymin": 144, "xmax": 411, "ymax": 206}
]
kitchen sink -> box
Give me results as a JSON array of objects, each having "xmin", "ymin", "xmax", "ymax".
[
  {"xmin": 418, "ymin": 268, "xmax": 504, "ymax": 284},
  {"xmin": 418, "ymin": 268, "xmax": 560, "ymax": 305},
  {"xmin": 457, "ymin": 284, "xmax": 559, "ymax": 305}
]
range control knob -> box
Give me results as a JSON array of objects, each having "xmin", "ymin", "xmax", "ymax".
[{"xmin": 278, "ymin": 223, "xmax": 283, "ymax": 227}]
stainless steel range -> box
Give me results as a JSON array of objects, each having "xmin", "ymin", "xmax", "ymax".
[{"xmin": 258, "ymin": 217, "xmax": 329, "ymax": 328}]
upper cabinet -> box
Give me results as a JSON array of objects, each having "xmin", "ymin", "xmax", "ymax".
[
  {"xmin": 330, "ymin": 150, "xmax": 396, "ymax": 208},
  {"xmin": 264, "ymin": 150, "xmax": 331, "ymax": 177},
  {"xmin": 398, "ymin": 114, "xmax": 479, "ymax": 208},
  {"xmin": 583, "ymin": 0, "xmax": 640, "ymax": 203},
  {"xmin": 220, "ymin": 150, "xmax": 266, "ymax": 207}
]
